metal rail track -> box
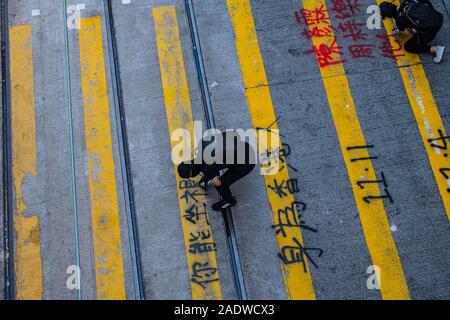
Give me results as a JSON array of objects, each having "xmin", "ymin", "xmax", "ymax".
[
  {"xmin": 103, "ymin": 0, "xmax": 146, "ymax": 300},
  {"xmin": 1, "ymin": 0, "xmax": 14, "ymax": 301},
  {"xmin": 1, "ymin": 0, "xmax": 247, "ymax": 300},
  {"xmin": 184, "ymin": 0, "xmax": 248, "ymax": 300},
  {"xmin": 105, "ymin": 0, "xmax": 247, "ymax": 300},
  {"xmin": 105, "ymin": 0, "xmax": 248, "ymax": 300},
  {"xmin": 63, "ymin": 0, "xmax": 83, "ymax": 300}
]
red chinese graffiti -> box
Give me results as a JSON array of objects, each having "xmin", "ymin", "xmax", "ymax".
[
  {"xmin": 295, "ymin": 5, "xmax": 329, "ymax": 26},
  {"xmin": 306, "ymin": 38, "xmax": 347, "ymax": 68},
  {"xmin": 295, "ymin": 1, "xmax": 406, "ymax": 66},
  {"xmin": 330, "ymin": 0, "xmax": 361, "ymax": 20},
  {"xmin": 302, "ymin": 26, "xmax": 333, "ymax": 39},
  {"xmin": 376, "ymin": 34, "xmax": 405, "ymax": 60},
  {"xmin": 349, "ymin": 44, "xmax": 376, "ymax": 59},
  {"xmin": 336, "ymin": 20, "xmax": 367, "ymax": 42}
]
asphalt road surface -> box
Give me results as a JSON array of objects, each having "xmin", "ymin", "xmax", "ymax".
[{"xmin": 1, "ymin": 0, "xmax": 450, "ymax": 300}]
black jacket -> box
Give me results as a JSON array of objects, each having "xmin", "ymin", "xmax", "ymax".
[
  {"xmin": 396, "ymin": 0, "xmax": 440, "ymax": 34},
  {"xmin": 194, "ymin": 131, "xmax": 256, "ymax": 181}
]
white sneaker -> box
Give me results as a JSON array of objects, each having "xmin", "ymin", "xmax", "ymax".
[{"xmin": 434, "ymin": 46, "xmax": 446, "ymax": 63}]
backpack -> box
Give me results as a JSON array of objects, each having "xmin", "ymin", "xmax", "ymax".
[{"xmin": 401, "ymin": 0, "xmax": 443, "ymax": 32}]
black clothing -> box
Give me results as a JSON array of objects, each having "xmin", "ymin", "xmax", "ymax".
[
  {"xmin": 194, "ymin": 131, "xmax": 256, "ymax": 181},
  {"xmin": 404, "ymin": 30, "xmax": 438, "ymax": 53},
  {"xmin": 395, "ymin": 0, "xmax": 443, "ymax": 54},
  {"xmin": 380, "ymin": 2, "xmax": 398, "ymax": 19},
  {"xmin": 194, "ymin": 131, "xmax": 256, "ymax": 201},
  {"xmin": 397, "ymin": 0, "xmax": 430, "ymax": 31},
  {"xmin": 216, "ymin": 164, "xmax": 255, "ymax": 201},
  {"xmin": 212, "ymin": 197, "xmax": 237, "ymax": 212}
]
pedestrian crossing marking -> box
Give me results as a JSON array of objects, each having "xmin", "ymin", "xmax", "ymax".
[
  {"xmin": 79, "ymin": 16, "xmax": 126, "ymax": 300},
  {"xmin": 153, "ymin": 6, "xmax": 223, "ymax": 300},
  {"xmin": 301, "ymin": 0, "xmax": 410, "ymax": 300},
  {"xmin": 376, "ymin": 0, "xmax": 450, "ymax": 222},
  {"xmin": 227, "ymin": 0, "xmax": 317, "ymax": 300},
  {"xmin": 10, "ymin": 24, "xmax": 44, "ymax": 300}
]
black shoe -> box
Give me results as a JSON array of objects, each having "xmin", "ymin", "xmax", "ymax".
[{"xmin": 212, "ymin": 198, "xmax": 237, "ymax": 212}]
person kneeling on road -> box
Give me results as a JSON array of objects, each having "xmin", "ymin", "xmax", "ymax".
[
  {"xmin": 379, "ymin": 0, "xmax": 445, "ymax": 63},
  {"xmin": 178, "ymin": 131, "xmax": 256, "ymax": 212}
]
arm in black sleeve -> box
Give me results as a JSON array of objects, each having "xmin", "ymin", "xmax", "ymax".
[
  {"xmin": 396, "ymin": 16, "xmax": 409, "ymax": 31},
  {"xmin": 202, "ymin": 164, "xmax": 220, "ymax": 182},
  {"xmin": 418, "ymin": 0, "xmax": 433, "ymax": 7}
]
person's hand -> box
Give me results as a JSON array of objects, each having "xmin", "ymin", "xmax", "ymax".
[
  {"xmin": 393, "ymin": 26, "xmax": 400, "ymax": 41},
  {"xmin": 400, "ymin": 28, "xmax": 412, "ymax": 37},
  {"xmin": 199, "ymin": 176, "xmax": 209, "ymax": 190},
  {"xmin": 212, "ymin": 176, "xmax": 222, "ymax": 188}
]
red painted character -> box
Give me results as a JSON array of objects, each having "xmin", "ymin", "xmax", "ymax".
[
  {"xmin": 330, "ymin": 0, "xmax": 361, "ymax": 20},
  {"xmin": 348, "ymin": 44, "xmax": 376, "ymax": 59},
  {"xmin": 337, "ymin": 20, "xmax": 367, "ymax": 42},
  {"xmin": 295, "ymin": 5, "xmax": 330, "ymax": 26},
  {"xmin": 302, "ymin": 26, "xmax": 333, "ymax": 39},
  {"xmin": 306, "ymin": 38, "xmax": 347, "ymax": 68},
  {"xmin": 376, "ymin": 34, "xmax": 405, "ymax": 60}
]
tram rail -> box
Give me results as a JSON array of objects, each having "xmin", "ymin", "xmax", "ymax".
[{"xmin": 1, "ymin": 0, "xmax": 248, "ymax": 300}]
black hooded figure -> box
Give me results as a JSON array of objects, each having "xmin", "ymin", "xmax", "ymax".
[
  {"xmin": 178, "ymin": 131, "xmax": 256, "ymax": 212},
  {"xmin": 379, "ymin": 1, "xmax": 398, "ymax": 19},
  {"xmin": 379, "ymin": 0, "xmax": 445, "ymax": 63}
]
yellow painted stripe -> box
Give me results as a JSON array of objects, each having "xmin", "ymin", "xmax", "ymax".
[
  {"xmin": 153, "ymin": 6, "xmax": 222, "ymax": 300},
  {"xmin": 302, "ymin": 0, "xmax": 410, "ymax": 299},
  {"xmin": 79, "ymin": 17, "xmax": 125, "ymax": 300},
  {"xmin": 10, "ymin": 25, "xmax": 43, "ymax": 300},
  {"xmin": 376, "ymin": 0, "xmax": 450, "ymax": 221},
  {"xmin": 227, "ymin": 0, "xmax": 316, "ymax": 300}
]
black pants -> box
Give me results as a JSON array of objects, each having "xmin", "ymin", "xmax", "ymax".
[
  {"xmin": 216, "ymin": 164, "xmax": 255, "ymax": 201},
  {"xmin": 404, "ymin": 30, "xmax": 439, "ymax": 54}
]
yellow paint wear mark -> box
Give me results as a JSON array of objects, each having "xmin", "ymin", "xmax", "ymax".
[
  {"xmin": 79, "ymin": 17, "xmax": 125, "ymax": 300},
  {"xmin": 153, "ymin": 6, "xmax": 222, "ymax": 300},
  {"xmin": 376, "ymin": 0, "xmax": 450, "ymax": 221},
  {"xmin": 227, "ymin": 0, "xmax": 316, "ymax": 300},
  {"xmin": 10, "ymin": 25, "xmax": 43, "ymax": 300},
  {"xmin": 303, "ymin": 0, "xmax": 410, "ymax": 299}
]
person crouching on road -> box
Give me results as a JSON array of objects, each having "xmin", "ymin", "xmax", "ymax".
[
  {"xmin": 379, "ymin": 0, "xmax": 445, "ymax": 63},
  {"xmin": 178, "ymin": 131, "xmax": 256, "ymax": 212}
]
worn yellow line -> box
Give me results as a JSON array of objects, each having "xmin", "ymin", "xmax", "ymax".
[
  {"xmin": 79, "ymin": 17, "xmax": 125, "ymax": 300},
  {"xmin": 375, "ymin": 0, "xmax": 450, "ymax": 221},
  {"xmin": 10, "ymin": 25, "xmax": 43, "ymax": 300},
  {"xmin": 227, "ymin": 0, "xmax": 316, "ymax": 300},
  {"xmin": 153, "ymin": 6, "xmax": 222, "ymax": 300},
  {"xmin": 302, "ymin": 0, "xmax": 410, "ymax": 299}
]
